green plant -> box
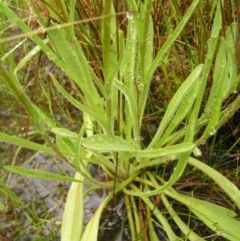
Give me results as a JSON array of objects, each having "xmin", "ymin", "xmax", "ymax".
[{"xmin": 0, "ymin": 0, "xmax": 240, "ymax": 240}]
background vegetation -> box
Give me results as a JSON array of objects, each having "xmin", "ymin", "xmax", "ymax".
[{"xmin": 0, "ymin": 0, "xmax": 240, "ymax": 240}]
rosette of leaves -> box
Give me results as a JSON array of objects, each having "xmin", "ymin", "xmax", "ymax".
[{"xmin": 0, "ymin": 0, "xmax": 240, "ymax": 240}]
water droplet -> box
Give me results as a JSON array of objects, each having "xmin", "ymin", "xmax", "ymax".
[
  {"xmin": 224, "ymin": 111, "xmax": 229, "ymax": 117},
  {"xmin": 130, "ymin": 74, "xmax": 134, "ymax": 80},
  {"xmin": 28, "ymin": 79, "xmax": 34, "ymax": 86},
  {"xmin": 217, "ymin": 230, "xmax": 224, "ymax": 236},
  {"xmin": 138, "ymin": 83, "xmax": 144, "ymax": 91},
  {"xmin": 193, "ymin": 147, "xmax": 202, "ymax": 157},
  {"xmin": 134, "ymin": 136, "xmax": 143, "ymax": 141},
  {"xmin": 126, "ymin": 12, "xmax": 133, "ymax": 19},
  {"xmin": 81, "ymin": 143, "xmax": 86, "ymax": 148},
  {"xmin": 209, "ymin": 127, "xmax": 216, "ymax": 135}
]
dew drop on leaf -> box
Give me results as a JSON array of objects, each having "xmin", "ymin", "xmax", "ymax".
[
  {"xmin": 193, "ymin": 146, "xmax": 202, "ymax": 157},
  {"xmin": 209, "ymin": 127, "xmax": 216, "ymax": 135},
  {"xmin": 126, "ymin": 12, "xmax": 133, "ymax": 19}
]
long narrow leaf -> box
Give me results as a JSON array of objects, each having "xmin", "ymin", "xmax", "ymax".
[
  {"xmin": 0, "ymin": 132, "xmax": 54, "ymax": 154},
  {"xmin": 139, "ymin": 0, "xmax": 201, "ymax": 122},
  {"xmin": 61, "ymin": 172, "xmax": 84, "ymax": 241},
  {"xmin": 149, "ymin": 64, "xmax": 203, "ymax": 148},
  {"xmin": 3, "ymin": 166, "xmax": 87, "ymax": 183},
  {"xmin": 188, "ymin": 157, "xmax": 240, "ymax": 209},
  {"xmin": 165, "ymin": 190, "xmax": 240, "ymax": 241}
]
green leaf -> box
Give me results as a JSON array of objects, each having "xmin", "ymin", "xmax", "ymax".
[
  {"xmin": 121, "ymin": 142, "xmax": 195, "ymax": 159},
  {"xmin": 140, "ymin": 0, "xmax": 202, "ymax": 122},
  {"xmin": 195, "ymin": 0, "xmax": 223, "ymax": 126},
  {"xmin": 191, "ymin": 209, "xmax": 240, "ymax": 241},
  {"xmin": 3, "ymin": 166, "xmax": 86, "ymax": 183},
  {"xmin": 213, "ymin": 22, "xmax": 238, "ymax": 100},
  {"xmin": 51, "ymin": 128, "xmax": 78, "ymax": 139},
  {"xmin": 123, "ymin": 143, "xmax": 195, "ymax": 197},
  {"xmin": 161, "ymin": 193, "xmax": 202, "ymax": 240},
  {"xmin": 61, "ymin": 172, "xmax": 84, "ymax": 241},
  {"xmin": 114, "ymin": 79, "xmax": 137, "ymax": 128},
  {"xmin": 0, "ymin": 64, "xmax": 46, "ymax": 133},
  {"xmin": 158, "ymin": 83, "xmax": 199, "ymax": 147},
  {"xmin": 165, "ymin": 191, "xmax": 240, "ymax": 241},
  {"xmin": 81, "ymin": 134, "xmax": 135, "ymax": 152},
  {"xmin": 47, "ymin": 28, "xmax": 102, "ymax": 108},
  {"xmin": 56, "ymin": 136, "xmax": 75, "ymax": 157},
  {"xmin": 101, "ymin": 1, "xmax": 116, "ymax": 84},
  {"xmin": 149, "ymin": 64, "xmax": 204, "ymax": 148},
  {"xmin": 188, "ymin": 157, "xmax": 240, "ymax": 209},
  {"xmin": 0, "ymin": 132, "xmax": 54, "ymax": 154}
]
